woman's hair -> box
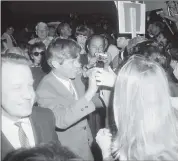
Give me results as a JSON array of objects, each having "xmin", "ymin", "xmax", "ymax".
[
  {"xmin": 112, "ymin": 55, "xmax": 178, "ymax": 160},
  {"xmin": 75, "ymin": 25, "xmax": 93, "ymax": 38}
]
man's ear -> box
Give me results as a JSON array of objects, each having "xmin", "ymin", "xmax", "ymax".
[{"xmin": 51, "ymin": 60, "xmax": 60, "ymax": 69}]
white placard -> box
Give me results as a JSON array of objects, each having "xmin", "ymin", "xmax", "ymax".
[{"xmin": 116, "ymin": 1, "xmax": 146, "ymax": 34}]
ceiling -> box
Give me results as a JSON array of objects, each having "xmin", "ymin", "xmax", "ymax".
[{"xmin": 2, "ymin": 1, "xmax": 117, "ymax": 15}]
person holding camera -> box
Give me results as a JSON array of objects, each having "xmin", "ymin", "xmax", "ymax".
[{"xmin": 83, "ymin": 35, "xmax": 113, "ymax": 142}]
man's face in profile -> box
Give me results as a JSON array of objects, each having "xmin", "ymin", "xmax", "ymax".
[{"xmin": 2, "ymin": 62, "xmax": 35, "ymax": 118}]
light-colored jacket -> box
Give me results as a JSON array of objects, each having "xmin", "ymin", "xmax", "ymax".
[
  {"xmin": 36, "ymin": 72, "xmax": 95, "ymax": 160},
  {"xmin": 1, "ymin": 33, "xmax": 14, "ymax": 49}
]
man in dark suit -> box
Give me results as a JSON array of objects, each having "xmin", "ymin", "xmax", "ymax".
[{"xmin": 1, "ymin": 53, "xmax": 58, "ymax": 160}]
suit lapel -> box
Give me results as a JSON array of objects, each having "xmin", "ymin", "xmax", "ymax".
[
  {"xmin": 72, "ymin": 75, "xmax": 85, "ymax": 99},
  {"xmin": 1, "ymin": 132, "xmax": 14, "ymax": 151},
  {"xmin": 50, "ymin": 72, "xmax": 75, "ymax": 100},
  {"xmin": 29, "ymin": 109, "xmax": 42, "ymax": 145}
]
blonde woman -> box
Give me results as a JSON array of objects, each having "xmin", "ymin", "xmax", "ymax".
[{"xmin": 96, "ymin": 55, "xmax": 178, "ymax": 160}]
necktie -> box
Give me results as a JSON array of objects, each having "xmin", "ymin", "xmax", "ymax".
[
  {"xmin": 10, "ymin": 35, "xmax": 18, "ymax": 47},
  {"xmin": 69, "ymin": 80, "xmax": 78, "ymax": 100},
  {"xmin": 15, "ymin": 122, "xmax": 30, "ymax": 148}
]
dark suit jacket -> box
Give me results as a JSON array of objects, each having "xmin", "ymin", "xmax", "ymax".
[{"xmin": 1, "ymin": 106, "xmax": 58, "ymax": 160}]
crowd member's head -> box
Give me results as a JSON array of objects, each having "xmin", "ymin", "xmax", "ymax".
[
  {"xmin": 29, "ymin": 42, "xmax": 46, "ymax": 66},
  {"xmin": 116, "ymin": 37, "xmax": 130, "ymax": 50},
  {"xmin": 86, "ymin": 35, "xmax": 107, "ymax": 57},
  {"xmin": 2, "ymin": 53, "xmax": 35, "ymax": 121},
  {"xmin": 112, "ymin": 55, "xmax": 178, "ymax": 160},
  {"xmin": 47, "ymin": 38, "xmax": 81, "ymax": 79},
  {"xmin": 165, "ymin": 1, "xmax": 178, "ymax": 16},
  {"xmin": 126, "ymin": 36, "xmax": 150, "ymax": 56},
  {"xmin": 57, "ymin": 22, "xmax": 72, "ymax": 39},
  {"xmin": 156, "ymin": 31, "xmax": 169, "ymax": 48},
  {"xmin": 142, "ymin": 43, "xmax": 171, "ymax": 72},
  {"xmin": 6, "ymin": 26, "xmax": 15, "ymax": 36},
  {"xmin": 1, "ymin": 39, "xmax": 8, "ymax": 54},
  {"xmin": 147, "ymin": 21, "xmax": 164, "ymax": 38},
  {"xmin": 48, "ymin": 26, "xmax": 56, "ymax": 37},
  {"xmin": 4, "ymin": 141, "xmax": 81, "ymax": 161},
  {"xmin": 35, "ymin": 22, "xmax": 49, "ymax": 41},
  {"xmin": 75, "ymin": 25, "xmax": 93, "ymax": 49}
]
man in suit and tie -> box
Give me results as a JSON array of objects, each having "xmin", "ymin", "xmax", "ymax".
[
  {"xmin": 2, "ymin": 26, "xmax": 18, "ymax": 49},
  {"xmin": 36, "ymin": 38, "xmax": 101, "ymax": 161},
  {"xmin": 1, "ymin": 53, "xmax": 59, "ymax": 160}
]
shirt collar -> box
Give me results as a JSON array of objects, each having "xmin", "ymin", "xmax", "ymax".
[
  {"xmin": 2, "ymin": 114, "xmax": 30, "ymax": 126},
  {"xmin": 52, "ymin": 71, "xmax": 70, "ymax": 83}
]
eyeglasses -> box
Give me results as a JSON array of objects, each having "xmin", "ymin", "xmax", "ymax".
[{"xmin": 33, "ymin": 51, "xmax": 45, "ymax": 56}]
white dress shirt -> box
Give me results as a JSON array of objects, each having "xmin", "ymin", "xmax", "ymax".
[
  {"xmin": 2, "ymin": 115, "xmax": 35, "ymax": 149},
  {"xmin": 52, "ymin": 72, "xmax": 78, "ymax": 100}
]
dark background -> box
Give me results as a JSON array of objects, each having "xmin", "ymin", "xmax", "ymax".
[{"xmin": 1, "ymin": 1, "xmax": 118, "ymax": 33}]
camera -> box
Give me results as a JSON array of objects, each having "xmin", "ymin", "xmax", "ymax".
[{"xmin": 95, "ymin": 52, "xmax": 108, "ymax": 68}]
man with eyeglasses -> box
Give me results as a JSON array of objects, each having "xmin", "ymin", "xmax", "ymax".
[
  {"xmin": 36, "ymin": 38, "xmax": 101, "ymax": 161},
  {"xmin": 28, "ymin": 22, "xmax": 53, "ymax": 48}
]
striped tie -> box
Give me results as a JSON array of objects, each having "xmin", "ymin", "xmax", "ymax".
[{"xmin": 15, "ymin": 122, "xmax": 30, "ymax": 148}]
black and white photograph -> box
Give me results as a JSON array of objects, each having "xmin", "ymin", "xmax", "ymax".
[{"xmin": 1, "ymin": 1, "xmax": 178, "ymax": 161}]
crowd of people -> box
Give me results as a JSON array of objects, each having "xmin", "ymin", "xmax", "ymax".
[{"xmin": 1, "ymin": 1, "xmax": 178, "ymax": 161}]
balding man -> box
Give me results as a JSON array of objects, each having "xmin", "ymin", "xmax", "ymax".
[
  {"xmin": 1, "ymin": 53, "xmax": 59, "ymax": 160},
  {"xmin": 28, "ymin": 22, "xmax": 53, "ymax": 48}
]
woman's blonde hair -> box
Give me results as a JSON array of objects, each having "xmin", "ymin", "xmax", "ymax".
[{"xmin": 112, "ymin": 55, "xmax": 178, "ymax": 160}]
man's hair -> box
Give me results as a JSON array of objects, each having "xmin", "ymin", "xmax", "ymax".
[
  {"xmin": 75, "ymin": 25, "xmax": 93, "ymax": 38},
  {"xmin": 1, "ymin": 53, "xmax": 30, "ymax": 66},
  {"xmin": 29, "ymin": 42, "xmax": 46, "ymax": 55},
  {"xmin": 46, "ymin": 38, "xmax": 81, "ymax": 67},
  {"xmin": 57, "ymin": 22, "xmax": 69, "ymax": 35},
  {"xmin": 3, "ymin": 141, "xmax": 80, "ymax": 161},
  {"xmin": 35, "ymin": 22, "xmax": 48, "ymax": 31}
]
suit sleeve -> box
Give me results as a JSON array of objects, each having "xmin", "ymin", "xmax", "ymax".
[
  {"xmin": 92, "ymin": 92, "xmax": 104, "ymax": 108},
  {"xmin": 49, "ymin": 109, "xmax": 59, "ymax": 141},
  {"xmin": 36, "ymin": 81, "xmax": 95, "ymax": 129}
]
